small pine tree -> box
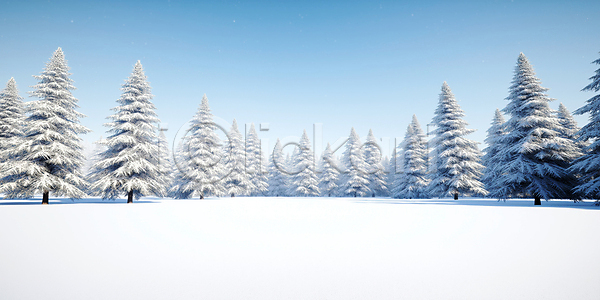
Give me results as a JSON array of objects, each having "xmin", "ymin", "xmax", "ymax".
[
  {"xmin": 88, "ymin": 61, "xmax": 165, "ymax": 203},
  {"xmin": 223, "ymin": 119, "xmax": 254, "ymax": 197},
  {"xmin": 481, "ymin": 109, "xmax": 506, "ymax": 198},
  {"xmin": 246, "ymin": 124, "xmax": 269, "ymax": 196},
  {"xmin": 6, "ymin": 48, "xmax": 90, "ymax": 203},
  {"xmin": 364, "ymin": 129, "xmax": 388, "ymax": 197},
  {"xmin": 267, "ymin": 139, "xmax": 288, "ymax": 197},
  {"xmin": 428, "ymin": 82, "xmax": 486, "ymax": 199},
  {"xmin": 290, "ymin": 130, "xmax": 320, "ymax": 196},
  {"xmin": 496, "ymin": 53, "xmax": 579, "ymax": 203},
  {"xmin": 338, "ymin": 128, "xmax": 371, "ymax": 197},
  {"xmin": 319, "ymin": 143, "xmax": 340, "ymax": 197},
  {"xmin": 394, "ymin": 115, "xmax": 429, "ymax": 199},
  {"xmin": 571, "ymin": 51, "xmax": 600, "ymax": 204},
  {"xmin": 169, "ymin": 95, "xmax": 224, "ymax": 199},
  {"xmin": 0, "ymin": 78, "xmax": 28, "ymax": 198}
]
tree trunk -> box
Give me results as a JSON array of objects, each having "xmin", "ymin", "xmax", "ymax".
[
  {"xmin": 231, "ymin": 193, "xmax": 235, "ymax": 197},
  {"xmin": 42, "ymin": 191, "xmax": 49, "ymax": 205},
  {"xmin": 453, "ymin": 192, "xmax": 458, "ymax": 200},
  {"xmin": 534, "ymin": 195, "xmax": 541, "ymax": 206},
  {"xmin": 127, "ymin": 190, "xmax": 133, "ymax": 203},
  {"xmin": 200, "ymin": 192, "xmax": 204, "ymax": 200}
]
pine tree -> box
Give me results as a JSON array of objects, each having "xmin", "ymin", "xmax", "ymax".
[
  {"xmin": 88, "ymin": 61, "xmax": 164, "ymax": 203},
  {"xmin": 571, "ymin": 51, "xmax": 600, "ymax": 204},
  {"xmin": 267, "ymin": 139, "xmax": 288, "ymax": 197},
  {"xmin": 169, "ymin": 141, "xmax": 194, "ymax": 199},
  {"xmin": 364, "ymin": 129, "xmax": 388, "ymax": 197},
  {"xmin": 223, "ymin": 119, "xmax": 254, "ymax": 197},
  {"xmin": 0, "ymin": 78, "xmax": 28, "ymax": 198},
  {"xmin": 319, "ymin": 143, "xmax": 340, "ymax": 197},
  {"xmin": 428, "ymin": 82, "xmax": 486, "ymax": 199},
  {"xmin": 481, "ymin": 109, "xmax": 506, "ymax": 197},
  {"xmin": 394, "ymin": 115, "xmax": 429, "ymax": 199},
  {"xmin": 290, "ymin": 130, "xmax": 320, "ymax": 196},
  {"xmin": 246, "ymin": 123, "xmax": 269, "ymax": 196},
  {"xmin": 168, "ymin": 95, "xmax": 224, "ymax": 199},
  {"xmin": 388, "ymin": 147, "xmax": 399, "ymax": 197},
  {"xmin": 339, "ymin": 128, "xmax": 371, "ymax": 197},
  {"xmin": 157, "ymin": 128, "xmax": 174, "ymax": 193},
  {"xmin": 496, "ymin": 53, "xmax": 579, "ymax": 204},
  {"xmin": 556, "ymin": 103, "xmax": 584, "ymax": 200},
  {"xmin": 4, "ymin": 48, "xmax": 90, "ymax": 203}
]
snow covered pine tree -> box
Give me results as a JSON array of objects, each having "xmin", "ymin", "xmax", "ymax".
[
  {"xmin": 481, "ymin": 109, "xmax": 506, "ymax": 198},
  {"xmin": 169, "ymin": 94, "xmax": 224, "ymax": 199},
  {"xmin": 571, "ymin": 51, "xmax": 600, "ymax": 204},
  {"xmin": 428, "ymin": 82, "xmax": 486, "ymax": 199},
  {"xmin": 364, "ymin": 129, "xmax": 388, "ymax": 197},
  {"xmin": 0, "ymin": 78, "xmax": 27, "ymax": 198},
  {"xmin": 4, "ymin": 48, "xmax": 90, "ymax": 204},
  {"xmin": 246, "ymin": 123, "xmax": 269, "ymax": 196},
  {"xmin": 318, "ymin": 143, "xmax": 339, "ymax": 197},
  {"xmin": 289, "ymin": 130, "xmax": 320, "ymax": 196},
  {"xmin": 339, "ymin": 128, "xmax": 371, "ymax": 197},
  {"xmin": 88, "ymin": 61, "xmax": 165, "ymax": 203},
  {"xmin": 267, "ymin": 139, "xmax": 288, "ymax": 197},
  {"xmin": 394, "ymin": 115, "xmax": 429, "ymax": 199},
  {"xmin": 496, "ymin": 53, "xmax": 579, "ymax": 205},
  {"xmin": 223, "ymin": 119, "xmax": 254, "ymax": 197}
]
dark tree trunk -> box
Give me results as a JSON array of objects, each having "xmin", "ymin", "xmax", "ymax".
[
  {"xmin": 453, "ymin": 192, "xmax": 458, "ymax": 200},
  {"xmin": 372, "ymin": 193, "xmax": 375, "ymax": 197},
  {"xmin": 127, "ymin": 190, "xmax": 133, "ymax": 203},
  {"xmin": 534, "ymin": 195, "xmax": 541, "ymax": 206},
  {"xmin": 231, "ymin": 193, "xmax": 235, "ymax": 197},
  {"xmin": 42, "ymin": 191, "xmax": 49, "ymax": 205},
  {"xmin": 200, "ymin": 192, "xmax": 204, "ymax": 200}
]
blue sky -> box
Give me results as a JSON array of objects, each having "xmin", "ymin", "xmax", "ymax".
[{"xmin": 1, "ymin": 0, "xmax": 599, "ymax": 157}]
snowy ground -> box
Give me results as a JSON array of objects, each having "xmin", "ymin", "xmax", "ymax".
[{"xmin": 1, "ymin": 197, "xmax": 599, "ymax": 300}]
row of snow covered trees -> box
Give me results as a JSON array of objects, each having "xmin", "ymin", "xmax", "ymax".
[{"xmin": 1, "ymin": 48, "xmax": 600, "ymax": 204}]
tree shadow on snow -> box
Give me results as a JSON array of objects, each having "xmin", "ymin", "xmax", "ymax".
[
  {"xmin": 354, "ymin": 197, "xmax": 600, "ymax": 210},
  {"xmin": 0, "ymin": 197, "xmax": 161, "ymax": 205}
]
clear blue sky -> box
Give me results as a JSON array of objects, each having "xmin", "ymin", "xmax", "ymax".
[{"xmin": 1, "ymin": 0, "xmax": 599, "ymax": 157}]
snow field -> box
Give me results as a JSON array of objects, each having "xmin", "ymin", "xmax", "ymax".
[{"xmin": 0, "ymin": 197, "xmax": 599, "ymax": 300}]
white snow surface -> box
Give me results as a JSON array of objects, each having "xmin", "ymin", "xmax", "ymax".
[{"xmin": 1, "ymin": 197, "xmax": 599, "ymax": 300}]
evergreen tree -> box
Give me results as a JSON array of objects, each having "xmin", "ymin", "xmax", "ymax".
[
  {"xmin": 364, "ymin": 129, "xmax": 388, "ymax": 197},
  {"xmin": 4, "ymin": 48, "xmax": 90, "ymax": 203},
  {"xmin": 168, "ymin": 95, "xmax": 224, "ymax": 199},
  {"xmin": 481, "ymin": 109, "xmax": 506, "ymax": 197},
  {"xmin": 428, "ymin": 82, "xmax": 486, "ymax": 199},
  {"xmin": 556, "ymin": 103, "xmax": 584, "ymax": 200},
  {"xmin": 571, "ymin": 51, "xmax": 600, "ymax": 204},
  {"xmin": 338, "ymin": 128, "xmax": 371, "ymax": 197},
  {"xmin": 319, "ymin": 143, "xmax": 339, "ymax": 197},
  {"xmin": 88, "ymin": 61, "xmax": 164, "ymax": 203},
  {"xmin": 394, "ymin": 115, "xmax": 429, "ymax": 199},
  {"xmin": 267, "ymin": 139, "xmax": 287, "ymax": 197},
  {"xmin": 169, "ymin": 141, "xmax": 194, "ymax": 199},
  {"xmin": 246, "ymin": 123, "xmax": 269, "ymax": 196},
  {"xmin": 157, "ymin": 128, "xmax": 174, "ymax": 193},
  {"xmin": 223, "ymin": 119, "xmax": 254, "ymax": 197},
  {"xmin": 0, "ymin": 78, "xmax": 28, "ymax": 198},
  {"xmin": 496, "ymin": 53, "xmax": 579, "ymax": 204},
  {"xmin": 290, "ymin": 130, "xmax": 320, "ymax": 196}
]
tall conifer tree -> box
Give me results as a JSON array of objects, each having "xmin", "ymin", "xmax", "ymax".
[
  {"xmin": 571, "ymin": 51, "xmax": 600, "ymax": 204},
  {"xmin": 89, "ymin": 61, "xmax": 164, "ymax": 203},
  {"xmin": 394, "ymin": 115, "xmax": 429, "ymax": 199},
  {"xmin": 0, "ymin": 78, "xmax": 28, "ymax": 198},
  {"xmin": 496, "ymin": 53, "xmax": 578, "ymax": 204},
  {"xmin": 481, "ymin": 109, "xmax": 506, "ymax": 197},
  {"xmin": 428, "ymin": 82, "xmax": 486, "ymax": 199},
  {"xmin": 6, "ymin": 48, "xmax": 90, "ymax": 203}
]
